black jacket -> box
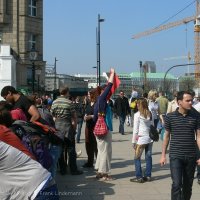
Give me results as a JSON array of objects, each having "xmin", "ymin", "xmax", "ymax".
[{"xmin": 114, "ymin": 96, "xmax": 131, "ymax": 116}]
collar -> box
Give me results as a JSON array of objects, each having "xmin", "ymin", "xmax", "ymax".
[{"xmin": 175, "ymin": 107, "xmax": 191, "ymax": 117}]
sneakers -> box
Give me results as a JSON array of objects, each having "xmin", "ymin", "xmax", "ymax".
[
  {"xmin": 130, "ymin": 177, "xmax": 144, "ymax": 183},
  {"xmin": 130, "ymin": 177, "xmax": 152, "ymax": 183},
  {"xmin": 143, "ymin": 176, "xmax": 152, "ymax": 182}
]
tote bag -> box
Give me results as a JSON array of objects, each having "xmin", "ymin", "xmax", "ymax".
[{"xmin": 93, "ymin": 114, "xmax": 108, "ymax": 137}]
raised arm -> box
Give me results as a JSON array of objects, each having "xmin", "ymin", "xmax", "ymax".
[{"xmin": 108, "ymin": 68, "xmax": 115, "ymax": 83}]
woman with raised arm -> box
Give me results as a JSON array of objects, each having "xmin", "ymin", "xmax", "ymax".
[{"xmin": 93, "ymin": 68, "xmax": 115, "ymax": 181}]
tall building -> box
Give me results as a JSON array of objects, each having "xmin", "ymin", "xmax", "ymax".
[
  {"xmin": 143, "ymin": 61, "xmax": 156, "ymax": 73},
  {"xmin": 0, "ymin": 0, "xmax": 45, "ymax": 92}
]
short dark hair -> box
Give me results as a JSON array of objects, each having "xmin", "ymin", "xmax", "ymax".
[
  {"xmin": 0, "ymin": 101, "xmax": 13, "ymax": 127},
  {"xmin": 177, "ymin": 91, "xmax": 192, "ymax": 101},
  {"xmin": 59, "ymin": 86, "xmax": 69, "ymax": 95},
  {"xmin": 1, "ymin": 86, "xmax": 18, "ymax": 97}
]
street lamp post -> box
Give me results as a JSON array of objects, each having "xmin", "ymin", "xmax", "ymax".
[
  {"xmin": 29, "ymin": 45, "xmax": 38, "ymax": 94},
  {"xmin": 36, "ymin": 69, "xmax": 42, "ymax": 94},
  {"xmin": 54, "ymin": 57, "xmax": 58, "ymax": 91},
  {"xmin": 92, "ymin": 66, "xmax": 98, "ymax": 86},
  {"xmin": 97, "ymin": 14, "xmax": 105, "ymax": 86},
  {"xmin": 163, "ymin": 62, "xmax": 200, "ymax": 92}
]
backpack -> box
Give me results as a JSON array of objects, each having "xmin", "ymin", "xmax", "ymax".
[
  {"xmin": 130, "ymin": 98, "xmax": 138, "ymax": 113},
  {"xmin": 10, "ymin": 120, "xmax": 53, "ymax": 170},
  {"xmin": 37, "ymin": 107, "xmax": 55, "ymax": 128},
  {"xmin": 130, "ymin": 101, "xmax": 137, "ymax": 109},
  {"xmin": 33, "ymin": 121, "xmax": 64, "ymax": 145}
]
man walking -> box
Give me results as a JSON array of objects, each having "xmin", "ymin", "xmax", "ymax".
[
  {"xmin": 160, "ymin": 91, "xmax": 200, "ymax": 200},
  {"xmin": 114, "ymin": 90, "xmax": 130, "ymax": 135}
]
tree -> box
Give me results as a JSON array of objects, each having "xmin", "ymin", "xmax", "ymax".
[{"xmin": 179, "ymin": 77, "xmax": 197, "ymax": 91}]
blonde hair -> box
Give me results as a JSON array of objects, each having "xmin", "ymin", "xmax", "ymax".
[
  {"xmin": 148, "ymin": 90, "xmax": 157, "ymax": 100},
  {"xmin": 137, "ymin": 98, "xmax": 151, "ymax": 119}
]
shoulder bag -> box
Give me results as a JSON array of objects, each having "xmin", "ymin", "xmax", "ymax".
[
  {"xmin": 93, "ymin": 100, "xmax": 108, "ymax": 137},
  {"xmin": 149, "ymin": 124, "xmax": 159, "ymax": 142}
]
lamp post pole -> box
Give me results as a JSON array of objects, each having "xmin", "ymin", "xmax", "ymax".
[
  {"xmin": 163, "ymin": 62, "xmax": 200, "ymax": 92},
  {"xmin": 93, "ymin": 66, "xmax": 98, "ymax": 87},
  {"xmin": 29, "ymin": 45, "xmax": 38, "ymax": 94},
  {"xmin": 36, "ymin": 69, "xmax": 42, "ymax": 94},
  {"xmin": 54, "ymin": 57, "xmax": 58, "ymax": 91},
  {"xmin": 31, "ymin": 62, "xmax": 35, "ymax": 93},
  {"xmin": 97, "ymin": 14, "xmax": 105, "ymax": 86}
]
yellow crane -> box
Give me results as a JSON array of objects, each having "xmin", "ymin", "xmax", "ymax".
[{"xmin": 132, "ymin": 0, "xmax": 200, "ymax": 80}]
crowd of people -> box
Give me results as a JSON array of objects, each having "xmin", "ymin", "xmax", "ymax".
[{"xmin": 0, "ymin": 69, "xmax": 200, "ymax": 199}]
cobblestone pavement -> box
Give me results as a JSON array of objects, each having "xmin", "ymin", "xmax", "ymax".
[{"xmin": 56, "ymin": 118, "xmax": 200, "ymax": 200}]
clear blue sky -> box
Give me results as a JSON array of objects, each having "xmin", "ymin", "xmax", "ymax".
[{"xmin": 43, "ymin": 0, "xmax": 196, "ymax": 76}]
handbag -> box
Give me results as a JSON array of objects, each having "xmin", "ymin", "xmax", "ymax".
[
  {"xmin": 93, "ymin": 113, "xmax": 108, "ymax": 137},
  {"xmin": 149, "ymin": 125, "xmax": 159, "ymax": 142}
]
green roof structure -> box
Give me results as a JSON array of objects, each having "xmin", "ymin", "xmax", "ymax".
[{"xmin": 128, "ymin": 72, "xmax": 176, "ymax": 79}]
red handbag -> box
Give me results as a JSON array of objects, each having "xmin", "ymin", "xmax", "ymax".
[{"xmin": 93, "ymin": 114, "xmax": 108, "ymax": 137}]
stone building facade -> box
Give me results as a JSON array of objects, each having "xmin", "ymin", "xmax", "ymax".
[{"xmin": 0, "ymin": 0, "xmax": 45, "ymax": 91}]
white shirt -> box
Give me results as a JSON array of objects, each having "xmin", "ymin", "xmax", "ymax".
[
  {"xmin": 148, "ymin": 100, "xmax": 159, "ymax": 121},
  {"xmin": 132, "ymin": 111, "xmax": 152, "ymax": 144}
]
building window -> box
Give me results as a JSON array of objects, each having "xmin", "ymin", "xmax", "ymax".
[
  {"xmin": 29, "ymin": 34, "xmax": 36, "ymax": 49},
  {"xmin": 6, "ymin": 0, "xmax": 9, "ymax": 14},
  {"xmin": 28, "ymin": 0, "xmax": 37, "ymax": 17}
]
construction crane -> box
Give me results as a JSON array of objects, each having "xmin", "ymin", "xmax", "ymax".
[{"xmin": 132, "ymin": 0, "xmax": 200, "ymax": 81}]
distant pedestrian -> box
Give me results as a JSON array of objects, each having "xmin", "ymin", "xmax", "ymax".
[
  {"xmin": 148, "ymin": 90, "xmax": 159, "ymax": 128},
  {"xmin": 160, "ymin": 91, "xmax": 200, "ymax": 200},
  {"xmin": 74, "ymin": 96, "xmax": 84, "ymax": 143},
  {"xmin": 114, "ymin": 90, "xmax": 131, "ymax": 135},
  {"xmin": 167, "ymin": 91, "xmax": 178, "ymax": 114},
  {"xmin": 131, "ymin": 87, "xmax": 138, "ymax": 99}
]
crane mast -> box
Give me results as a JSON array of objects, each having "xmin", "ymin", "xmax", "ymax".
[
  {"xmin": 132, "ymin": 0, "xmax": 200, "ymax": 83},
  {"xmin": 194, "ymin": 0, "xmax": 200, "ymax": 79}
]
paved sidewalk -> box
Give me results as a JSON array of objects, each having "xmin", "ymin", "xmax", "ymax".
[{"xmin": 56, "ymin": 118, "xmax": 200, "ymax": 200}]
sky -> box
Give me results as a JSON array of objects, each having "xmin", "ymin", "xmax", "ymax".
[{"xmin": 43, "ymin": 0, "xmax": 197, "ymax": 77}]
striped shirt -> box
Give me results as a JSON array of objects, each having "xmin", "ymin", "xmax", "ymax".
[
  {"xmin": 51, "ymin": 96, "xmax": 76, "ymax": 120},
  {"xmin": 165, "ymin": 108, "xmax": 200, "ymax": 158}
]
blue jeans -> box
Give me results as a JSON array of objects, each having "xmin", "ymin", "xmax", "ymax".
[
  {"xmin": 170, "ymin": 156, "xmax": 196, "ymax": 200},
  {"xmin": 119, "ymin": 114, "xmax": 126, "ymax": 134},
  {"xmin": 76, "ymin": 119, "xmax": 83, "ymax": 143},
  {"xmin": 134, "ymin": 142, "xmax": 153, "ymax": 178},
  {"xmin": 49, "ymin": 145, "xmax": 62, "ymax": 178}
]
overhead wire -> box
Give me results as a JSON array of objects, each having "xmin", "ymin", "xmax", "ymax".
[{"xmin": 155, "ymin": 0, "xmax": 196, "ymax": 29}]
